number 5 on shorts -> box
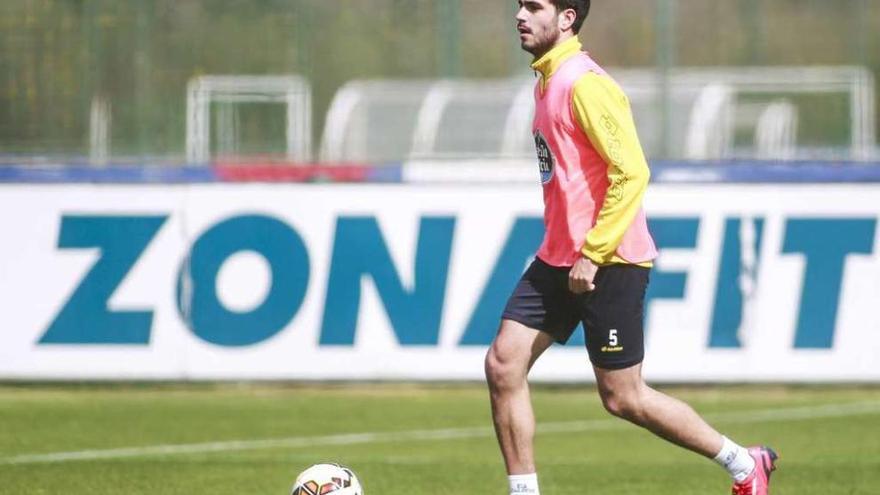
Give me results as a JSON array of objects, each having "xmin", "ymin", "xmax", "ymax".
[{"xmin": 609, "ymin": 329, "xmax": 618, "ymax": 346}]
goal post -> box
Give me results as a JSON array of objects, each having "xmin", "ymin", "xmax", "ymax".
[{"xmin": 186, "ymin": 75, "xmax": 312, "ymax": 164}]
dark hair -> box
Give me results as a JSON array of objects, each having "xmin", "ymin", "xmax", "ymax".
[{"xmin": 550, "ymin": 0, "xmax": 590, "ymax": 33}]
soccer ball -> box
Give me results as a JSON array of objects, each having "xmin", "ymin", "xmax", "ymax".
[{"xmin": 290, "ymin": 463, "xmax": 364, "ymax": 495}]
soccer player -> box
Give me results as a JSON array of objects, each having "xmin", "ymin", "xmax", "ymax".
[{"xmin": 484, "ymin": 1, "xmax": 778, "ymax": 494}]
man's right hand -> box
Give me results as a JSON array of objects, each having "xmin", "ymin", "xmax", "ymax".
[{"xmin": 568, "ymin": 256, "xmax": 598, "ymax": 294}]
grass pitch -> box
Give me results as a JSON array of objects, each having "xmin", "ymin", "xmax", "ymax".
[{"xmin": 1, "ymin": 383, "xmax": 878, "ymax": 494}]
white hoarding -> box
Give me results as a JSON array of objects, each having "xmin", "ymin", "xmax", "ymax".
[{"xmin": 1, "ymin": 184, "xmax": 878, "ymax": 382}]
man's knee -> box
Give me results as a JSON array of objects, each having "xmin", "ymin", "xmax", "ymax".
[
  {"xmin": 484, "ymin": 344, "xmax": 524, "ymax": 391},
  {"xmin": 598, "ymin": 383, "xmax": 646, "ymax": 422}
]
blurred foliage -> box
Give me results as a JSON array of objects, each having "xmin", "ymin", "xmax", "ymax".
[{"xmin": 0, "ymin": 0, "xmax": 877, "ymax": 159}]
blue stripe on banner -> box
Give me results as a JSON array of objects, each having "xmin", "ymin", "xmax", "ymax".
[
  {"xmin": 1, "ymin": 161, "xmax": 879, "ymax": 184},
  {"xmin": 650, "ymin": 160, "xmax": 880, "ymax": 183},
  {"xmin": 0, "ymin": 165, "xmax": 218, "ymax": 184},
  {"xmin": 367, "ymin": 162, "xmax": 405, "ymax": 182},
  {"xmin": 0, "ymin": 164, "xmax": 407, "ymax": 184}
]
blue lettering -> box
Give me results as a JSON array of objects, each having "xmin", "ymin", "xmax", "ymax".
[
  {"xmin": 708, "ymin": 217, "xmax": 764, "ymax": 348},
  {"xmin": 40, "ymin": 215, "xmax": 167, "ymax": 344},
  {"xmin": 645, "ymin": 218, "xmax": 701, "ymax": 329},
  {"xmin": 176, "ymin": 215, "xmax": 310, "ymax": 347},
  {"xmin": 321, "ymin": 216, "xmax": 455, "ymax": 346},
  {"xmin": 460, "ymin": 217, "xmax": 700, "ymax": 347},
  {"xmin": 459, "ymin": 217, "xmax": 544, "ymax": 346},
  {"xmin": 782, "ymin": 218, "xmax": 876, "ymax": 348}
]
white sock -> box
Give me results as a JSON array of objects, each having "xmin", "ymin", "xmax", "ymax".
[
  {"xmin": 508, "ymin": 473, "xmax": 540, "ymax": 495},
  {"xmin": 713, "ymin": 436, "xmax": 756, "ymax": 482}
]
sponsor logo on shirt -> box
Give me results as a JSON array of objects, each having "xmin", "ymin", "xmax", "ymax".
[{"xmin": 533, "ymin": 130, "xmax": 555, "ymax": 185}]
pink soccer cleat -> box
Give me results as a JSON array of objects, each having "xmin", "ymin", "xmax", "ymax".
[{"xmin": 731, "ymin": 446, "xmax": 778, "ymax": 495}]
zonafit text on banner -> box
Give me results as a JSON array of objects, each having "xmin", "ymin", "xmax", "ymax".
[{"xmin": 1, "ymin": 184, "xmax": 878, "ymax": 382}]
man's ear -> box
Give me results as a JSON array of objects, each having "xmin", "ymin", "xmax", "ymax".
[{"xmin": 557, "ymin": 8, "xmax": 576, "ymax": 32}]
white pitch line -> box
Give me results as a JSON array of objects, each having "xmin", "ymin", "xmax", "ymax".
[{"xmin": 2, "ymin": 400, "xmax": 879, "ymax": 466}]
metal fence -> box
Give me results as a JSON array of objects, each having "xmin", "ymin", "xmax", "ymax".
[{"xmin": 1, "ymin": 0, "xmax": 878, "ymax": 163}]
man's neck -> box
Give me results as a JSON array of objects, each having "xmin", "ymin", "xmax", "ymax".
[{"xmin": 532, "ymin": 31, "xmax": 575, "ymax": 61}]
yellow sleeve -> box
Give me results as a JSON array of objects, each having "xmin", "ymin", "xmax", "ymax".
[{"xmin": 572, "ymin": 72, "xmax": 651, "ymax": 264}]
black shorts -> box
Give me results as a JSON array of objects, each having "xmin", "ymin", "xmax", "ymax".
[{"xmin": 501, "ymin": 257, "xmax": 649, "ymax": 370}]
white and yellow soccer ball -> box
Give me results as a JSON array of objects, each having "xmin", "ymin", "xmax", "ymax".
[{"xmin": 291, "ymin": 463, "xmax": 363, "ymax": 495}]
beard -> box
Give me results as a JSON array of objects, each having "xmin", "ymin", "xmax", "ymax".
[{"xmin": 521, "ymin": 27, "xmax": 561, "ymax": 58}]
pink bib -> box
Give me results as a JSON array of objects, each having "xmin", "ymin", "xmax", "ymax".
[{"xmin": 532, "ymin": 52, "xmax": 657, "ymax": 267}]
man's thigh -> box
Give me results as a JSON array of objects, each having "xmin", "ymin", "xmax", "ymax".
[
  {"xmin": 581, "ymin": 264, "xmax": 650, "ymax": 370},
  {"xmin": 501, "ymin": 258, "xmax": 582, "ymax": 345}
]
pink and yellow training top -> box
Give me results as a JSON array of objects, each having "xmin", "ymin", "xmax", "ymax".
[{"xmin": 531, "ymin": 36, "xmax": 657, "ymax": 268}]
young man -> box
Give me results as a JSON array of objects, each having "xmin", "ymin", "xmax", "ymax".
[{"xmin": 484, "ymin": 1, "xmax": 778, "ymax": 494}]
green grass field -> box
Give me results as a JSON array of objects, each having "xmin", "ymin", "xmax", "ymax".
[{"xmin": 1, "ymin": 384, "xmax": 879, "ymax": 494}]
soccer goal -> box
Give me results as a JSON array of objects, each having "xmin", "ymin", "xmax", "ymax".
[{"xmin": 186, "ymin": 75, "xmax": 312, "ymax": 164}]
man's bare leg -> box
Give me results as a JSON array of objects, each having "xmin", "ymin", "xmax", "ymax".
[
  {"xmin": 593, "ymin": 362, "xmax": 778, "ymax": 494},
  {"xmin": 593, "ymin": 363, "xmax": 724, "ymax": 456},
  {"xmin": 485, "ymin": 320, "xmax": 555, "ymax": 478}
]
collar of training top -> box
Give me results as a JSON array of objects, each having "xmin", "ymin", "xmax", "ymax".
[{"xmin": 531, "ymin": 36, "xmax": 582, "ymax": 84}]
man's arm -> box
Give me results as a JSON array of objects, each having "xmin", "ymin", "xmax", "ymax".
[{"xmin": 571, "ymin": 72, "xmax": 651, "ymax": 265}]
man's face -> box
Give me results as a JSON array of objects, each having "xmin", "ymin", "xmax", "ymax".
[{"xmin": 516, "ymin": 0, "xmax": 563, "ymax": 57}]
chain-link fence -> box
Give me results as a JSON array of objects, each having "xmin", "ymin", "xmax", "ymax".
[{"xmin": 1, "ymin": 0, "xmax": 878, "ymax": 163}]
